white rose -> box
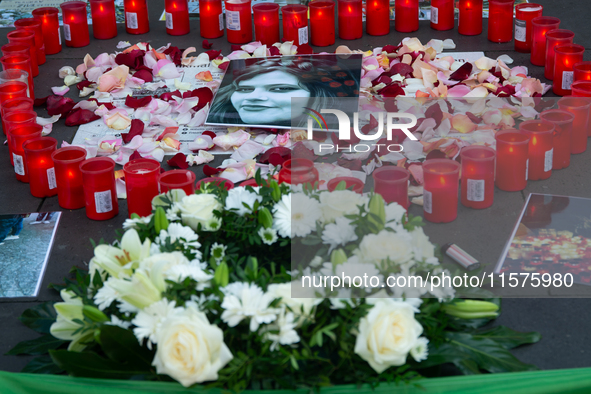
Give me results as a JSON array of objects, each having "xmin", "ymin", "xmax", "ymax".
[
  {"xmin": 177, "ymin": 194, "xmax": 222, "ymax": 231},
  {"xmin": 384, "ymin": 202, "xmax": 407, "ymax": 224},
  {"xmin": 410, "ymin": 227, "xmax": 435, "ymax": 262},
  {"xmin": 267, "ymin": 283, "xmax": 322, "ymax": 323},
  {"xmin": 354, "ymin": 299, "xmax": 423, "ymax": 373},
  {"xmin": 356, "ymin": 230, "xmax": 414, "ymax": 267},
  {"xmin": 152, "ymin": 305, "xmax": 233, "ymax": 387},
  {"xmin": 320, "ymin": 190, "xmax": 366, "ymax": 222}
]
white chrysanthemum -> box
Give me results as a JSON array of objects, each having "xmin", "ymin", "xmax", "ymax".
[
  {"xmin": 321, "ymin": 216, "xmax": 358, "ymax": 251},
  {"xmin": 94, "ymin": 279, "xmax": 121, "ymax": 310},
  {"xmin": 225, "ymin": 187, "xmax": 263, "ymax": 216},
  {"xmin": 410, "ymin": 337, "xmax": 429, "ymax": 362},
  {"xmin": 389, "ymin": 274, "xmax": 429, "ymax": 299},
  {"xmin": 384, "ymin": 202, "xmax": 407, "ymax": 224},
  {"xmin": 190, "ymin": 293, "xmax": 220, "ymax": 313},
  {"xmin": 274, "ymin": 193, "xmax": 322, "ymax": 238},
  {"xmin": 167, "ymin": 261, "xmax": 213, "ymax": 289},
  {"xmin": 335, "ymin": 260, "xmax": 383, "ymax": 293},
  {"xmin": 258, "ymin": 227, "xmax": 278, "ymax": 245},
  {"xmin": 160, "ymin": 222, "xmax": 199, "ymax": 244},
  {"xmin": 428, "ymin": 270, "xmax": 456, "ymax": 301},
  {"xmin": 356, "ymin": 230, "xmax": 414, "ymax": 267},
  {"xmin": 221, "ymin": 283, "xmax": 278, "ymax": 331},
  {"xmin": 409, "ymin": 227, "xmax": 435, "ymax": 262},
  {"xmin": 132, "ymin": 299, "xmax": 182, "ymax": 348},
  {"xmin": 264, "ymin": 310, "xmax": 300, "ymax": 351},
  {"xmin": 106, "ymin": 315, "xmax": 132, "ymax": 330},
  {"xmin": 123, "ymin": 214, "xmax": 152, "ymax": 230},
  {"xmin": 272, "ymin": 193, "xmax": 292, "ymax": 238},
  {"xmin": 211, "ymin": 242, "xmax": 226, "ymax": 262}
]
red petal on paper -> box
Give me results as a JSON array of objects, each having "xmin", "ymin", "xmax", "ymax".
[
  {"xmin": 425, "ymin": 103, "xmax": 444, "ymax": 128},
  {"xmin": 167, "ymin": 153, "xmax": 189, "ymax": 169},
  {"xmin": 133, "ymin": 69, "xmax": 153, "ymax": 83},
  {"xmin": 426, "ymin": 149, "xmax": 447, "ymax": 160},
  {"xmin": 202, "ymin": 130, "xmax": 217, "ymax": 139},
  {"xmin": 378, "ymin": 83, "xmax": 405, "ymax": 98},
  {"xmin": 384, "ymin": 99, "xmax": 398, "ymax": 113},
  {"xmin": 337, "ymin": 157, "xmax": 362, "ymax": 171},
  {"xmin": 203, "ymin": 164, "xmax": 224, "ymax": 176},
  {"xmin": 389, "ymin": 63, "xmax": 413, "ymax": 78},
  {"xmin": 217, "ymin": 61, "xmax": 230, "ymax": 71},
  {"xmin": 34, "ymin": 96, "xmax": 48, "ymax": 106},
  {"xmin": 312, "ymin": 130, "xmax": 329, "ymax": 142},
  {"xmin": 125, "ymin": 95, "xmax": 152, "ymax": 109},
  {"xmin": 159, "ymin": 90, "xmax": 182, "ymax": 102},
  {"xmin": 297, "ymin": 44, "xmax": 314, "ymax": 55},
  {"xmin": 122, "ymin": 119, "xmax": 145, "ymax": 144},
  {"xmin": 259, "ymin": 147, "xmax": 291, "ymax": 164},
  {"xmin": 129, "ymin": 150, "xmax": 142, "ymax": 161},
  {"xmin": 449, "ymin": 62, "xmax": 473, "ymax": 81},
  {"xmin": 202, "ymin": 40, "xmax": 213, "ymax": 49},
  {"xmin": 205, "ymin": 49, "xmax": 222, "ymax": 60},
  {"xmin": 157, "ymin": 126, "xmax": 179, "ymax": 141},
  {"xmin": 115, "ymin": 49, "xmax": 145, "ymax": 69},
  {"xmin": 331, "ymin": 129, "xmax": 360, "ymax": 147},
  {"xmin": 186, "ymin": 87, "xmax": 214, "ymax": 111},
  {"xmin": 361, "ymin": 114, "xmax": 379, "ymax": 134},
  {"xmin": 47, "ymin": 95, "xmax": 76, "ymax": 116},
  {"xmin": 269, "ymin": 46, "xmax": 280, "ymax": 56},
  {"xmin": 163, "ymin": 46, "xmax": 182, "ymax": 65},
  {"xmin": 88, "ymin": 98, "xmax": 116, "ymax": 110},
  {"xmin": 292, "ymin": 142, "xmax": 316, "ymax": 162},
  {"xmin": 76, "ymin": 80, "xmax": 93, "ymax": 90},
  {"xmin": 65, "ymin": 108, "xmax": 100, "ymax": 126}
]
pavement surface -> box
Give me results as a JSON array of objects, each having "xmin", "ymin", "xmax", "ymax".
[{"xmin": 0, "ymin": 0, "xmax": 589, "ymax": 373}]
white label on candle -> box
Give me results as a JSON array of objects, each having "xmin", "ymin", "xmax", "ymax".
[
  {"xmin": 94, "ymin": 190, "xmax": 113, "ymax": 214},
  {"xmin": 64, "ymin": 24, "xmax": 71, "ymax": 42},
  {"xmin": 423, "ymin": 190, "xmax": 433, "ymax": 214},
  {"xmin": 219, "ymin": 13, "xmax": 224, "ymax": 31},
  {"xmin": 165, "ymin": 12, "xmax": 173, "ymax": 30},
  {"xmin": 13, "ymin": 154, "xmax": 24, "ymax": 176},
  {"xmin": 515, "ymin": 19, "xmax": 526, "ymax": 42},
  {"xmin": 544, "ymin": 149, "xmax": 553, "ymax": 172},
  {"xmin": 126, "ymin": 12, "xmax": 139, "ymax": 29},
  {"xmin": 226, "ymin": 10, "xmax": 240, "ymax": 31},
  {"xmin": 562, "ymin": 71, "xmax": 574, "ymax": 90},
  {"xmin": 298, "ymin": 26, "xmax": 308, "ymax": 45},
  {"xmin": 467, "ymin": 179, "xmax": 485, "ymax": 202},
  {"xmin": 525, "ymin": 159, "xmax": 529, "ymax": 181},
  {"xmin": 430, "ymin": 6, "xmax": 438, "ymax": 24},
  {"xmin": 47, "ymin": 168, "xmax": 57, "ymax": 190}
]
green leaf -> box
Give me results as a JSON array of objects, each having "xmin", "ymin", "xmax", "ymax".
[
  {"xmin": 6, "ymin": 334, "xmax": 65, "ymax": 356},
  {"xmin": 19, "ymin": 302, "xmax": 57, "ymax": 334},
  {"xmin": 21, "ymin": 355, "xmax": 64, "ymax": 374},
  {"xmin": 472, "ymin": 326, "xmax": 541, "ymax": 349},
  {"xmin": 99, "ymin": 325, "xmax": 154, "ymax": 369},
  {"xmin": 49, "ymin": 350, "xmax": 151, "ymax": 379}
]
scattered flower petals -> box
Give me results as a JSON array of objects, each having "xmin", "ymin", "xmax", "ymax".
[{"xmin": 167, "ymin": 152, "xmax": 189, "ymax": 169}]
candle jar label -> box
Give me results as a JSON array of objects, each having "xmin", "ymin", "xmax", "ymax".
[
  {"xmin": 423, "ymin": 190, "xmax": 433, "ymax": 214},
  {"xmin": 562, "ymin": 71, "xmax": 574, "ymax": 90},
  {"xmin": 466, "ymin": 179, "xmax": 485, "ymax": 202},
  {"xmin": 514, "ymin": 19, "xmax": 526, "ymax": 42},
  {"xmin": 126, "ymin": 12, "xmax": 139, "ymax": 29},
  {"xmin": 298, "ymin": 26, "xmax": 308, "ymax": 45},
  {"xmin": 165, "ymin": 12, "xmax": 173, "ymax": 30},
  {"xmin": 226, "ymin": 10, "xmax": 240, "ymax": 31},
  {"xmin": 13, "ymin": 154, "xmax": 24, "ymax": 176},
  {"xmin": 64, "ymin": 24, "xmax": 71, "ymax": 42},
  {"xmin": 95, "ymin": 190, "xmax": 113, "ymax": 213},
  {"xmin": 430, "ymin": 7, "xmax": 438, "ymax": 24},
  {"xmin": 47, "ymin": 168, "xmax": 57, "ymax": 190},
  {"xmin": 219, "ymin": 13, "xmax": 224, "ymax": 31},
  {"xmin": 544, "ymin": 149, "xmax": 553, "ymax": 172}
]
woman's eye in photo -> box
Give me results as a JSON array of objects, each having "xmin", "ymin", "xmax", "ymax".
[
  {"xmin": 269, "ymin": 86, "xmax": 300, "ymax": 92},
  {"xmin": 235, "ymin": 87, "xmax": 255, "ymax": 93}
]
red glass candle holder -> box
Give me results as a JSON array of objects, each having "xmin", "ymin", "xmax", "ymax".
[
  {"xmin": 495, "ymin": 130, "xmax": 529, "ymax": 192},
  {"xmin": 14, "ymin": 18, "xmax": 46, "ymax": 65},
  {"xmin": 309, "ymin": 1, "xmax": 335, "ymax": 46},
  {"xmin": 0, "ymin": 55, "xmax": 35, "ymax": 96},
  {"xmin": 540, "ymin": 109, "xmax": 574, "ymax": 170},
  {"xmin": 514, "ymin": 3, "xmax": 543, "ymax": 53},
  {"xmin": 60, "ymin": 1, "xmax": 90, "ymax": 48},
  {"xmin": 558, "ymin": 97, "xmax": 591, "ymax": 154},
  {"xmin": 572, "ymin": 81, "xmax": 591, "ymax": 98},
  {"xmin": 395, "ymin": 0, "xmax": 419, "ymax": 33},
  {"xmin": 253, "ymin": 3, "xmax": 280, "ymax": 46},
  {"xmin": 430, "ymin": 0, "xmax": 454, "ymax": 31},
  {"xmin": 8, "ymin": 123, "xmax": 43, "ymax": 183},
  {"xmin": 7, "ymin": 30, "xmax": 39, "ymax": 77},
  {"xmin": 366, "ymin": 0, "xmax": 389, "ymax": 36},
  {"xmin": 124, "ymin": 158, "xmax": 161, "ymax": 218},
  {"xmin": 0, "ymin": 81, "xmax": 28, "ymax": 106},
  {"xmin": 1, "ymin": 96, "xmax": 33, "ymax": 136},
  {"xmin": 159, "ymin": 169, "xmax": 196, "ymax": 195},
  {"xmin": 519, "ymin": 120, "xmax": 554, "ymax": 181},
  {"xmin": 165, "ymin": 0, "xmax": 190, "ymax": 36},
  {"xmin": 124, "ymin": 0, "xmax": 150, "ymax": 35},
  {"xmin": 4, "ymin": 109, "xmax": 37, "ymax": 152},
  {"xmin": 338, "ymin": 0, "xmax": 362, "ymax": 40},
  {"xmin": 327, "ymin": 176, "xmax": 364, "ymax": 194},
  {"xmin": 530, "ymin": 16, "xmax": 560, "ymax": 66},
  {"xmin": 23, "ymin": 137, "xmax": 58, "ymax": 198},
  {"xmin": 89, "ymin": 0, "xmax": 118, "ymax": 40},
  {"xmin": 278, "ymin": 158, "xmax": 319, "ymax": 186},
  {"xmin": 544, "ymin": 29, "xmax": 574, "ymax": 80},
  {"xmin": 574, "ymin": 62, "xmax": 591, "ymax": 82},
  {"xmin": 1, "ymin": 44, "xmax": 31, "ymax": 61},
  {"xmin": 52, "ymin": 146, "xmax": 87, "ymax": 210},
  {"xmin": 372, "ymin": 166, "xmax": 410, "ymax": 208},
  {"xmin": 32, "ymin": 7, "xmax": 62, "ymax": 55},
  {"xmin": 80, "ymin": 157, "xmax": 119, "ymax": 221},
  {"xmin": 199, "ymin": 0, "xmax": 224, "ymax": 39},
  {"xmin": 196, "ymin": 177, "xmax": 235, "ymax": 190},
  {"xmin": 553, "ymin": 44, "xmax": 585, "ymax": 96},
  {"xmin": 488, "ymin": 0, "xmax": 514, "ymax": 43},
  {"xmin": 225, "ymin": 0, "xmax": 253, "ymax": 44},
  {"xmin": 458, "ymin": 0, "xmax": 482, "ymax": 36},
  {"xmin": 460, "ymin": 146, "xmax": 495, "ymax": 209},
  {"xmin": 282, "ymin": 5, "xmax": 308, "ymax": 45},
  {"xmin": 422, "ymin": 159, "xmax": 461, "ymax": 223}
]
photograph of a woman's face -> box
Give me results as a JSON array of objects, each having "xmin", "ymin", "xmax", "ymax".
[{"xmin": 206, "ymin": 54, "xmax": 363, "ymax": 129}]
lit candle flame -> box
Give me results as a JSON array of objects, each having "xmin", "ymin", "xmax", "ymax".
[{"xmin": 439, "ymin": 176, "xmax": 446, "ymax": 186}]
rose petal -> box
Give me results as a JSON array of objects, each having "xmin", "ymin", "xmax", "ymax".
[
  {"xmin": 122, "ymin": 119, "xmax": 145, "ymax": 143},
  {"xmin": 65, "ymin": 109, "xmax": 100, "ymax": 126},
  {"xmin": 167, "ymin": 152, "xmax": 189, "ymax": 169}
]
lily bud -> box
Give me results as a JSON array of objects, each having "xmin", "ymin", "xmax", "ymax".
[
  {"xmin": 258, "ymin": 207, "xmax": 274, "ymax": 229},
  {"xmin": 368, "ymin": 194, "xmax": 386, "ymax": 233},
  {"xmin": 331, "ymin": 249, "xmax": 348, "ymax": 267}
]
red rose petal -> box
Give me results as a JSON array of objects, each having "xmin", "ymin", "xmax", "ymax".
[
  {"xmin": 269, "ymin": 46, "xmax": 280, "ymax": 56},
  {"xmin": 159, "ymin": 90, "xmax": 183, "ymax": 102},
  {"xmin": 202, "ymin": 40, "xmax": 213, "ymax": 49},
  {"xmin": 47, "ymin": 95, "xmax": 76, "ymax": 116},
  {"xmin": 389, "ymin": 63, "xmax": 413, "ymax": 78},
  {"xmin": 186, "ymin": 87, "xmax": 214, "ymax": 111},
  {"xmin": 449, "ymin": 62, "xmax": 473, "ymax": 81},
  {"xmin": 34, "ymin": 96, "xmax": 48, "ymax": 107},
  {"xmin": 361, "ymin": 114, "xmax": 379, "ymax": 134},
  {"xmin": 133, "ymin": 69, "xmax": 153, "ymax": 83},
  {"xmin": 337, "ymin": 157, "xmax": 362, "ymax": 171},
  {"xmin": 259, "ymin": 147, "xmax": 291, "ymax": 164},
  {"xmin": 230, "ymin": 45, "xmax": 242, "ymax": 52},
  {"xmin": 292, "ymin": 142, "xmax": 316, "ymax": 162},
  {"xmin": 425, "ymin": 149, "xmax": 447, "ymax": 160},
  {"xmin": 76, "ymin": 80, "xmax": 93, "ymax": 91},
  {"xmin": 202, "ymin": 130, "xmax": 217, "ymax": 139},
  {"xmin": 122, "ymin": 119, "xmax": 145, "ymax": 144},
  {"xmin": 378, "ymin": 83, "xmax": 405, "ymax": 98},
  {"xmin": 64, "ymin": 108, "xmax": 100, "ymax": 126},
  {"xmin": 217, "ymin": 61, "xmax": 230, "ymax": 71},
  {"xmin": 167, "ymin": 152, "xmax": 189, "ymax": 169},
  {"xmin": 125, "ymin": 95, "xmax": 152, "ymax": 109},
  {"xmin": 163, "ymin": 46, "xmax": 182, "ymax": 66},
  {"xmin": 115, "ymin": 49, "xmax": 145, "ymax": 70},
  {"xmin": 297, "ymin": 44, "xmax": 314, "ymax": 55},
  {"xmin": 205, "ymin": 49, "xmax": 222, "ymax": 60},
  {"xmin": 129, "ymin": 150, "xmax": 142, "ymax": 161},
  {"xmin": 203, "ymin": 164, "xmax": 224, "ymax": 176},
  {"xmin": 425, "ymin": 103, "xmax": 444, "ymax": 128}
]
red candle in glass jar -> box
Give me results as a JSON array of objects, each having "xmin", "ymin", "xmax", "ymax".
[
  {"xmin": 14, "ymin": 18, "xmax": 46, "ymax": 65},
  {"xmin": 0, "ymin": 80, "xmax": 28, "ymax": 107},
  {"xmin": 422, "ymin": 159, "xmax": 461, "ymax": 223},
  {"xmin": 8, "ymin": 124, "xmax": 43, "ymax": 183},
  {"xmin": 123, "ymin": 158, "xmax": 161, "ymax": 218},
  {"xmin": 372, "ymin": 166, "xmax": 410, "ymax": 208},
  {"xmin": 519, "ymin": 120, "xmax": 554, "ymax": 181},
  {"xmin": 278, "ymin": 158, "xmax": 319, "ymax": 186},
  {"xmin": 309, "ymin": 1, "xmax": 335, "ymax": 46},
  {"xmin": 196, "ymin": 177, "xmax": 235, "ymax": 190},
  {"xmin": 199, "ymin": 0, "xmax": 224, "ymax": 39},
  {"xmin": 7, "ymin": 30, "xmax": 39, "ymax": 77},
  {"xmin": 395, "ymin": 0, "xmax": 419, "ymax": 33},
  {"xmin": 460, "ymin": 146, "xmax": 495, "ymax": 209},
  {"xmin": 366, "ymin": 0, "xmax": 389, "ymax": 36},
  {"xmin": 1, "ymin": 97, "xmax": 33, "ymax": 136},
  {"xmin": 124, "ymin": 0, "xmax": 150, "ymax": 35},
  {"xmin": 23, "ymin": 137, "xmax": 58, "ymax": 198},
  {"xmin": 52, "ymin": 146, "xmax": 88, "ymax": 210},
  {"xmin": 80, "ymin": 157, "xmax": 119, "ymax": 221},
  {"xmin": 159, "ymin": 169, "xmax": 196, "ymax": 195},
  {"xmin": 495, "ymin": 130, "xmax": 529, "ymax": 192},
  {"xmin": 225, "ymin": 0, "xmax": 253, "ymax": 44},
  {"xmin": 574, "ymin": 62, "xmax": 591, "ymax": 81},
  {"xmin": 327, "ymin": 176, "xmax": 364, "ymax": 194},
  {"xmin": 5, "ymin": 109, "xmax": 38, "ymax": 165},
  {"xmin": 458, "ymin": 0, "xmax": 482, "ymax": 36},
  {"xmin": 558, "ymin": 97, "xmax": 591, "ymax": 154},
  {"xmin": 488, "ymin": 0, "xmax": 514, "ymax": 43},
  {"xmin": 540, "ymin": 109, "xmax": 574, "ymax": 170},
  {"xmin": 165, "ymin": 0, "xmax": 190, "ymax": 36},
  {"xmin": 430, "ymin": 0, "xmax": 454, "ymax": 31},
  {"xmin": 544, "ymin": 30, "xmax": 574, "ymax": 80},
  {"xmin": 282, "ymin": 5, "xmax": 308, "ymax": 46},
  {"xmin": 89, "ymin": 0, "xmax": 118, "ymax": 40},
  {"xmin": 60, "ymin": 2, "xmax": 90, "ymax": 48},
  {"xmin": 0, "ymin": 69, "xmax": 31, "ymax": 100},
  {"xmin": 32, "ymin": 7, "xmax": 61, "ymax": 55},
  {"xmin": 530, "ymin": 16, "xmax": 560, "ymax": 66},
  {"xmin": 514, "ymin": 3, "xmax": 543, "ymax": 53},
  {"xmin": 553, "ymin": 44, "xmax": 585, "ymax": 96},
  {"xmin": 0, "ymin": 56, "xmax": 34, "ymax": 100},
  {"xmin": 572, "ymin": 81, "xmax": 591, "ymax": 98},
  {"xmin": 253, "ymin": 3, "xmax": 280, "ymax": 46},
  {"xmin": 338, "ymin": 0, "xmax": 362, "ymax": 40}
]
